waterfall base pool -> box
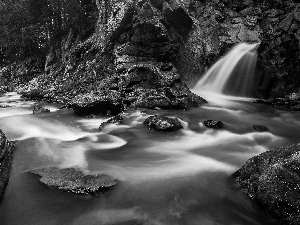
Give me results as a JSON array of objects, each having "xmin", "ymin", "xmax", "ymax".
[{"xmin": 0, "ymin": 92, "xmax": 299, "ymax": 225}]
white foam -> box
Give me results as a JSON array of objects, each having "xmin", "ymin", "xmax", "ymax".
[
  {"xmin": 94, "ymin": 129, "xmax": 284, "ymax": 184},
  {"xmin": 0, "ymin": 116, "xmax": 127, "ymax": 169},
  {"xmin": 77, "ymin": 118, "xmax": 109, "ymax": 130}
]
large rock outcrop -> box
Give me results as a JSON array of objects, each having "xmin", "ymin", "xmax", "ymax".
[
  {"xmin": 7, "ymin": 0, "xmax": 300, "ymax": 104},
  {"xmin": 0, "ymin": 129, "xmax": 15, "ymax": 202},
  {"xmin": 16, "ymin": 0, "xmax": 207, "ymax": 115},
  {"xmin": 233, "ymin": 144, "xmax": 300, "ymax": 225},
  {"xmin": 174, "ymin": 0, "xmax": 300, "ymax": 98}
]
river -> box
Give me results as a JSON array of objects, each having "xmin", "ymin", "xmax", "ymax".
[{"xmin": 0, "ymin": 91, "xmax": 299, "ymax": 225}]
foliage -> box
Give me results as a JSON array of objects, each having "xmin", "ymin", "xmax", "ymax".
[{"xmin": 0, "ymin": 0, "xmax": 98, "ymax": 66}]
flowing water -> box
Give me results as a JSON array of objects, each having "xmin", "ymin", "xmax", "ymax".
[
  {"xmin": 193, "ymin": 43, "xmax": 259, "ymax": 98},
  {"xmin": 0, "ymin": 44, "xmax": 299, "ymax": 225},
  {"xmin": 0, "ymin": 92, "xmax": 299, "ymax": 225}
]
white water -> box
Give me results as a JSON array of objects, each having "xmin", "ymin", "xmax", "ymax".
[
  {"xmin": 1, "ymin": 92, "xmax": 300, "ymax": 225},
  {"xmin": 193, "ymin": 43, "xmax": 260, "ymax": 98}
]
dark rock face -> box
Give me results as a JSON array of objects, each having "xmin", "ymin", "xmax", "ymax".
[
  {"xmin": 30, "ymin": 167, "xmax": 117, "ymax": 195},
  {"xmin": 6, "ymin": 0, "xmax": 300, "ymax": 104},
  {"xmin": 233, "ymin": 144, "xmax": 300, "ymax": 225},
  {"xmin": 0, "ymin": 129, "xmax": 15, "ymax": 202},
  {"xmin": 144, "ymin": 115, "xmax": 183, "ymax": 131},
  {"xmin": 98, "ymin": 114, "xmax": 124, "ymax": 131},
  {"xmin": 33, "ymin": 106, "xmax": 50, "ymax": 114},
  {"xmin": 11, "ymin": 0, "xmax": 207, "ymax": 115},
  {"xmin": 203, "ymin": 120, "xmax": 223, "ymax": 129},
  {"xmin": 256, "ymin": 2, "xmax": 300, "ymax": 98},
  {"xmin": 71, "ymin": 91, "xmax": 123, "ymax": 116},
  {"xmin": 253, "ymin": 125, "xmax": 269, "ymax": 132}
]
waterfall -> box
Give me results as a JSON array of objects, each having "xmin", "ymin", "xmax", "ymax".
[{"xmin": 193, "ymin": 43, "xmax": 260, "ymax": 98}]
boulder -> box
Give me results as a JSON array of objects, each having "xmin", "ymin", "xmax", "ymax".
[
  {"xmin": 29, "ymin": 167, "xmax": 117, "ymax": 195},
  {"xmin": 253, "ymin": 125, "xmax": 269, "ymax": 132},
  {"xmin": 33, "ymin": 106, "xmax": 51, "ymax": 114},
  {"xmin": 232, "ymin": 144, "xmax": 300, "ymax": 225},
  {"xmin": 203, "ymin": 120, "xmax": 223, "ymax": 129},
  {"xmin": 0, "ymin": 129, "xmax": 15, "ymax": 202},
  {"xmin": 144, "ymin": 115, "xmax": 183, "ymax": 131}
]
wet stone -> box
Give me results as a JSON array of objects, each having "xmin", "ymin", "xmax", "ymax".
[
  {"xmin": 98, "ymin": 114, "xmax": 124, "ymax": 131},
  {"xmin": 233, "ymin": 144, "xmax": 300, "ymax": 225},
  {"xmin": 29, "ymin": 167, "xmax": 117, "ymax": 195},
  {"xmin": 253, "ymin": 125, "xmax": 269, "ymax": 132},
  {"xmin": 144, "ymin": 115, "xmax": 183, "ymax": 131},
  {"xmin": 33, "ymin": 106, "xmax": 51, "ymax": 114},
  {"xmin": 203, "ymin": 120, "xmax": 223, "ymax": 129}
]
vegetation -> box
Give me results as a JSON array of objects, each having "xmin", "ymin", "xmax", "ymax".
[{"xmin": 0, "ymin": 0, "xmax": 98, "ymax": 67}]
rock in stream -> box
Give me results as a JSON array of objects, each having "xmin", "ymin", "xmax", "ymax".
[
  {"xmin": 29, "ymin": 167, "xmax": 117, "ymax": 195},
  {"xmin": 233, "ymin": 143, "xmax": 300, "ymax": 225},
  {"xmin": 144, "ymin": 115, "xmax": 183, "ymax": 131}
]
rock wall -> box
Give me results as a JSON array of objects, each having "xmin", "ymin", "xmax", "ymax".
[
  {"xmin": 5, "ymin": 0, "xmax": 300, "ymax": 102},
  {"xmin": 16, "ymin": 0, "xmax": 207, "ymax": 114},
  {"xmin": 0, "ymin": 129, "xmax": 15, "ymax": 203},
  {"xmin": 174, "ymin": 0, "xmax": 300, "ymax": 98}
]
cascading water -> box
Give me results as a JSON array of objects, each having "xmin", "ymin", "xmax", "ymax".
[{"xmin": 193, "ymin": 43, "xmax": 260, "ymax": 98}]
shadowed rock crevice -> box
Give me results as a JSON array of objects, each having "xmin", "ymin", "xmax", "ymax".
[{"xmin": 0, "ymin": 129, "xmax": 15, "ymax": 203}]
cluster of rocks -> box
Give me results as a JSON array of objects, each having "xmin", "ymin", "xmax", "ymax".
[
  {"xmin": 0, "ymin": 105, "xmax": 10, "ymax": 108},
  {"xmin": 0, "ymin": 129, "xmax": 15, "ymax": 202}
]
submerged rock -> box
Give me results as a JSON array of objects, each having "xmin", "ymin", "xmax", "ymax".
[
  {"xmin": 98, "ymin": 114, "xmax": 124, "ymax": 131},
  {"xmin": 0, "ymin": 105, "xmax": 10, "ymax": 108},
  {"xmin": 203, "ymin": 120, "xmax": 223, "ymax": 129},
  {"xmin": 253, "ymin": 125, "xmax": 269, "ymax": 132},
  {"xmin": 30, "ymin": 167, "xmax": 117, "ymax": 195},
  {"xmin": 33, "ymin": 106, "xmax": 50, "ymax": 114},
  {"xmin": 0, "ymin": 129, "xmax": 15, "ymax": 202},
  {"xmin": 144, "ymin": 115, "xmax": 183, "ymax": 131},
  {"xmin": 232, "ymin": 144, "xmax": 300, "ymax": 225}
]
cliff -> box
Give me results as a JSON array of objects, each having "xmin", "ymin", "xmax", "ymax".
[{"xmin": 1, "ymin": 0, "xmax": 300, "ymax": 106}]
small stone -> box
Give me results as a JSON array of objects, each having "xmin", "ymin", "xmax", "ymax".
[
  {"xmin": 143, "ymin": 115, "xmax": 183, "ymax": 131},
  {"xmin": 98, "ymin": 114, "xmax": 124, "ymax": 131},
  {"xmin": 253, "ymin": 125, "xmax": 269, "ymax": 132},
  {"xmin": 203, "ymin": 120, "xmax": 223, "ymax": 129},
  {"xmin": 33, "ymin": 106, "xmax": 51, "ymax": 114}
]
